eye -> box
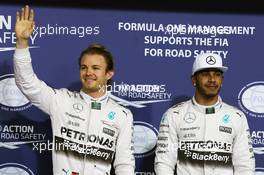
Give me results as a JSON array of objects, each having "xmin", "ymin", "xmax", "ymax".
[
  {"xmin": 200, "ymin": 72, "xmax": 209, "ymax": 77},
  {"xmin": 92, "ymin": 66, "xmax": 101, "ymax": 70},
  {"xmin": 80, "ymin": 65, "xmax": 87, "ymax": 70},
  {"xmin": 215, "ymin": 72, "xmax": 222, "ymax": 77}
]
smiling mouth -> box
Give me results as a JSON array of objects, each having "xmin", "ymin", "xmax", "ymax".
[
  {"xmin": 83, "ymin": 78, "xmax": 96, "ymax": 84},
  {"xmin": 206, "ymin": 85, "xmax": 218, "ymax": 89}
]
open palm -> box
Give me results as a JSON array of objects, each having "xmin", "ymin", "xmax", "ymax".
[{"xmin": 15, "ymin": 6, "xmax": 34, "ymax": 40}]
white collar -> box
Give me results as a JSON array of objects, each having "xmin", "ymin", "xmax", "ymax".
[
  {"xmin": 80, "ymin": 91, "xmax": 109, "ymax": 105},
  {"xmin": 191, "ymin": 96, "xmax": 223, "ymax": 114}
]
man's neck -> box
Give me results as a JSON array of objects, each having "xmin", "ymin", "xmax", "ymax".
[
  {"xmin": 194, "ymin": 93, "xmax": 218, "ymax": 106},
  {"xmin": 81, "ymin": 88, "xmax": 107, "ymax": 99}
]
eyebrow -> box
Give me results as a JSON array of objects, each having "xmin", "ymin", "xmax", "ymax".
[{"xmin": 80, "ymin": 64, "xmax": 102, "ymax": 67}]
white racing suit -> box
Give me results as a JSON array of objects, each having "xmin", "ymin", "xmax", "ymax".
[
  {"xmin": 155, "ymin": 97, "xmax": 255, "ymax": 175},
  {"xmin": 13, "ymin": 48, "xmax": 135, "ymax": 175}
]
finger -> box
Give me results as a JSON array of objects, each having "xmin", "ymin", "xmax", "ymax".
[
  {"xmin": 31, "ymin": 21, "xmax": 35, "ymax": 32},
  {"xmin": 29, "ymin": 9, "xmax": 34, "ymax": 21},
  {"xmin": 29, "ymin": 22, "xmax": 35, "ymax": 34},
  {"xmin": 16, "ymin": 11, "xmax": 20, "ymax": 22},
  {"xmin": 21, "ymin": 7, "xmax": 25, "ymax": 20},
  {"xmin": 24, "ymin": 5, "xmax": 29, "ymax": 20}
]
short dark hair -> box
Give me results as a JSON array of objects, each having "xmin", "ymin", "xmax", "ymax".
[{"xmin": 78, "ymin": 43, "xmax": 114, "ymax": 85}]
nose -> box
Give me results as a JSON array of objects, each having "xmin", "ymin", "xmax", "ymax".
[
  {"xmin": 208, "ymin": 72, "xmax": 216, "ymax": 82},
  {"xmin": 85, "ymin": 67, "xmax": 94, "ymax": 75}
]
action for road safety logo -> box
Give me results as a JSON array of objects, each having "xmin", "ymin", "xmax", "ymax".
[
  {"xmin": 0, "ymin": 74, "xmax": 32, "ymax": 111},
  {"xmin": 238, "ymin": 81, "xmax": 264, "ymax": 118}
]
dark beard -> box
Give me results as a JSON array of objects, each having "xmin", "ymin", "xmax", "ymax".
[{"xmin": 196, "ymin": 82, "xmax": 221, "ymax": 99}]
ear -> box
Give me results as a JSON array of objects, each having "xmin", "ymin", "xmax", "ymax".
[
  {"xmin": 191, "ymin": 75, "xmax": 197, "ymax": 87},
  {"xmin": 220, "ymin": 74, "xmax": 224, "ymax": 86},
  {"xmin": 106, "ymin": 71, "xmax": 114, "ymax": 80}
]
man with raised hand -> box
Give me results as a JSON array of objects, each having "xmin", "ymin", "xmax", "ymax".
[
  {"xmin": 14, "ymin": 5, "xmax": 135, "ymax": 175},
  {"xmin": 155, "ymin": 53, "xmax": 255, "ymax": 175}
]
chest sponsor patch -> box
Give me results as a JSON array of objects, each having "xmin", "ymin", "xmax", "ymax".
[
  {"xmin": 55, "ymin": 136, "xmax": 114, "ymax": 163},
  {"xmin": 103, "ymin": 127, "xmax": 115, "ymax": 137},
  {"xmin": 91, "ymin": 102, "xmax": 101, "ymax": 110},
  {"xmin": 219, "ymin": 126, "xmax": 232, "ymax": 134},
  {"xmin": 178, "ymin": 140, "xmax": 233, "ymax": 166}
]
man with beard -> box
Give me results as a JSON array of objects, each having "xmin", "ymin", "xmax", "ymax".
[
  {"xmin": 14, "ymin": 5, "xmax": 135, "ymax": 175},
  {"xmin": 155, "ymin": 53, "xmax": 255, "ymax": 175}
]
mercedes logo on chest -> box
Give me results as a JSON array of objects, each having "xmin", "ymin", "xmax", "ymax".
[
  {"xmin": 184, "ymin": 112, "xmax": 196, "ymax": 123},
  {"xmin": 73, "ymin": 103, "xmax": 84, "ymax": 113}
]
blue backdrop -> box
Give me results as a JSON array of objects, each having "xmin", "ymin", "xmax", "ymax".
[{"xmin": 0, "ymin": 5, "xmax": 263, "ymax": 175}]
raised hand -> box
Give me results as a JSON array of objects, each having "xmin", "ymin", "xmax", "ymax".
[{"xmin": 15, "ymin": 5, "xmax": 35, "ymax": 48}]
